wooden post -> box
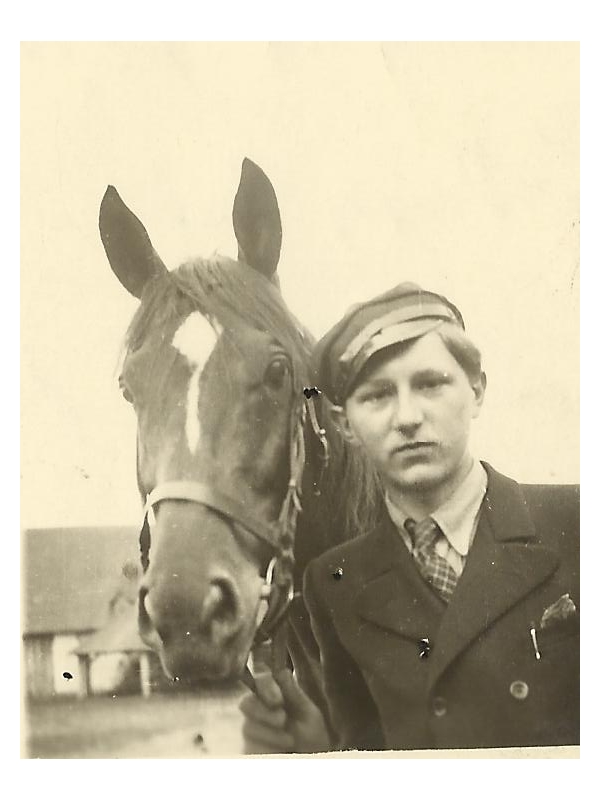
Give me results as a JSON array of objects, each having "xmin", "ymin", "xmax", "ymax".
[
  {"xmin": 77, "ymin": 654, "xmax": 91, "ymax": 698},
  {"xmin": 139, "ymin": 651, "xmax": 151, "ymax": 698}
]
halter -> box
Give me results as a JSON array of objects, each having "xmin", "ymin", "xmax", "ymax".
[{"xmin": 138, "ymin": 389, "xmax": 329, "ymax": 672}]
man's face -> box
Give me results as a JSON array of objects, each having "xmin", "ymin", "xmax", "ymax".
[{"xmin": 338, "ymin": 331, "xmax": 485, "ymax": 497}]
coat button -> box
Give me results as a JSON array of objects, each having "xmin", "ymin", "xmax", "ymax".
[
  {"xmin": 509, "ymin": 680, "xmax": 529, "ymax": 700},
  {"xmin": 432, "ymin": 696, "xmax": 447, "ymax": 717}
]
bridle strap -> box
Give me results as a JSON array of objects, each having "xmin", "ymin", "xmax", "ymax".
[
  {"xmin": 144, "ymin": 481, "xmax": 282, "ymax": 550},
  {"xmin": 253, "ymin": 403, "xmax": 306, "ymax": 640},
  {"xmin": 138, "ymin": 392, "xmax": 329, "ymax": 686}
]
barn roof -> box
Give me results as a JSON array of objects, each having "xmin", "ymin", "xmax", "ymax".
[{"xmin": 23, "ymin": 527, "xmax": 140, "ymax": 635}]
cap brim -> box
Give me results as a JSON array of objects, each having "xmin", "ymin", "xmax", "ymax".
[{"xmin": 342, "ymin": 318, "xmax": 446, "ymax": 399}]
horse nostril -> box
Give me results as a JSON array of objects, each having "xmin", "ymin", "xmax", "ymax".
[
  {"xmin": 139, "ymin": 577, "xmax": 242, "ymax": 648},
  {"xmin": 202, "ymin": 579, "xmax": 237, "ymax": 622},
  {"xmin": 138, "ymin": 587, "xmax": 170, "ymax": 645},
  {"xmin": 199, "ymin": 577, "xmax": 242, "ymax": 641}
]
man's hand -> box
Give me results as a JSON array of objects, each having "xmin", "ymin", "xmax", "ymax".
[{"xmin": 240, "ymin": 668, "xmax": 331, "ymax": 754}]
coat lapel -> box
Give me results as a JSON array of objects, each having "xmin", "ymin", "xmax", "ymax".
[
  {"xmin": 427, "ymin": 463, "xmax": 559, "ymax": 689},
  {"xmin": 355, "ymin": 515, "xmax": 445, "ymax": 642}
]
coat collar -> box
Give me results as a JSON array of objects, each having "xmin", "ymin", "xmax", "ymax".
[
  {"xmin": 385, "ymin": 459, "xmax": 488, "ymax": 556},
  {"xmin": 354, "ymin": 462, "xmax": 559, "ymax": 682},
  {"xmin": 354, "ymin": 513, "xmax": 446, "ymax": 642}
]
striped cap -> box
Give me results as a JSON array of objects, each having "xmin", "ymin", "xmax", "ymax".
[{"xmin": 314, "ymin": 282, "xmax": 464, "ymax": 404}]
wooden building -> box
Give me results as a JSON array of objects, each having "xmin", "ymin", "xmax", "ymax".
[{"xmin": 22, "ymin": 526, "xmax": 157, "ymax": 698}]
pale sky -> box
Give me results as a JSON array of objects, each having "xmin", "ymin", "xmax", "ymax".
[{"xmin": 21, "ymin": 42, "xmax": 579, "ymax": 529}]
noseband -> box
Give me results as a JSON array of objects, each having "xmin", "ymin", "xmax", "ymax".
[{"xmin": 138, "ymin": 392, "xmax": 329, "ymax": 648}]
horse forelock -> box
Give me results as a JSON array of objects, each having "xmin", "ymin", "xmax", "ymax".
[{"xmin": 124, "ymin": 256, "xmax": 312, "ymax": 388}]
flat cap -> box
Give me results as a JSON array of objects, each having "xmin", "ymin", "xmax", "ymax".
[{"xmin": 314, "ymin": 282, "xmax": 464, "ymax": 404}]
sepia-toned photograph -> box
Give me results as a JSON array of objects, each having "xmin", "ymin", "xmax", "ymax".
[{"xmin": 21, "ymin": 41, "xmax": 579, "ymax": 759}]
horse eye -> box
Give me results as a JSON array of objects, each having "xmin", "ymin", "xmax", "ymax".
[{"xmin": 264, "ymin": 358, "xmax": 290, "ymax": 389}]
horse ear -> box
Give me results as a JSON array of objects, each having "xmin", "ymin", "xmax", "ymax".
[
  {"xmin": 232, "ymin": 158, "xmax": 282, "ymax": 280},
  {"xmin": 99, "ymin": 186, "xmax": 167, "ymax": 298}
]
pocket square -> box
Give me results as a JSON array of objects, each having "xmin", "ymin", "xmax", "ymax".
[{"xmin": 540, "ymin": 593, "xmax": 577, "ymax": 630}]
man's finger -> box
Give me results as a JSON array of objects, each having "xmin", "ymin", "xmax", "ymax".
[
  {"xmin": 242, "ymin": 720, "xmax": 295, "ymax": 753},
  {"xmin": 239, "ymin": 691, "xmax": 258, "ymax": 715},
  {"xmin": 239, "ymin": 694, "xmax": 287, "ymax": 729},
  {"xmin": 254, "ymin": 672, "xmax": 284, "ymax": 708},
  {"xmin": 275, "ymin": 669, "xmax": 315, "ymax": 717}
]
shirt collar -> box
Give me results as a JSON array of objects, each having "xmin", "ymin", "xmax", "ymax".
[{"xmin": 384, "ymin": 459, "xmax": 488, "ymax": 556}]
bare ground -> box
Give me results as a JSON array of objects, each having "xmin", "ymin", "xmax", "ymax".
[{"xmin": 23, "ymin": 690, "xmax": 247, "ymax": 758}]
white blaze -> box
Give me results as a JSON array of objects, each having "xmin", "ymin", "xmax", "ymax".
[{"xmin": 172, "ymin": 311, "xmax": 222, "ymax": 452}]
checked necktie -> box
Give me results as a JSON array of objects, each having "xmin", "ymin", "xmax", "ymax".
[{"xmin": 404, "ymin": 517, "xmax": 458, "ymax": 603}]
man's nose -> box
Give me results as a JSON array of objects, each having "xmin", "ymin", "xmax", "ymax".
[{"xmin": 391, "ymin": 390, "xmax": 424, "ymax": 430}]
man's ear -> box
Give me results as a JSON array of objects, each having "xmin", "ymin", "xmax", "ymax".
[
  {"xmin": 330, "ymin": 404, "xmax": 361, "ymax": 446},
  {"xmin": 471, "ymin": 371, "xmax": 487, "ymax": 418}
]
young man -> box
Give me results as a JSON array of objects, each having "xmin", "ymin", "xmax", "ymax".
[{"xmin": 241, "ymin": 282, "xmax": 579, "ymax": 752}]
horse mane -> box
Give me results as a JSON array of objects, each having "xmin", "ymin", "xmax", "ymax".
[
  {"xmin": 294, "ymin": 395, "xmax": 386, "ymax": 574},
  {"xmin": 124, "ymin": 255, "xmax": 385, "ymax": 569}
]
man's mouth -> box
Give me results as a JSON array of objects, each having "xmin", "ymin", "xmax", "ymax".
[{"xmin": 392, "ymin": 442, "xmax": 436, "ymax": 455}]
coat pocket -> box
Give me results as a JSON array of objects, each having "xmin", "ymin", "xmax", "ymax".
[{"xmin": 536, "ymin": 614, "xmax": 579, "ymax": 654}]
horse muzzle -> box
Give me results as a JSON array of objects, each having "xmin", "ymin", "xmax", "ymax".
[{"xmin": 139, "ymin": 570, "xmax": 260, "ymax": 682}]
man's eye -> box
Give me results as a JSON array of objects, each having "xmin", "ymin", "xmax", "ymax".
[
  {"xmin": 360, "ymin": 388, "xmax": 392, "ymax": 403},
  {"xmin": 417, "ymin": 376, "xmax": 448, "ymax": 391}
]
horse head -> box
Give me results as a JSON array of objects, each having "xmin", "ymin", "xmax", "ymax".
[{"xmin": 100, "ymin": 160, "xmax": 319, "ymax": 686}]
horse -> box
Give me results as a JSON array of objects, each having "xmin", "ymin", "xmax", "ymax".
[{"xmin": 99, "ymin": 159, "xmax": 382, "ymax": 692}]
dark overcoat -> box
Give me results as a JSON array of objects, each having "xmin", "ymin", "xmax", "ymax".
[{"xmin": 288, "ymin": 462, "xmax": 579, "ymax": 751}]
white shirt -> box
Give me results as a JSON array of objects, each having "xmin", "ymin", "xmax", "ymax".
[{"xmin": 384, "ymin": 460, "xmax": 488, "ymax": 577}]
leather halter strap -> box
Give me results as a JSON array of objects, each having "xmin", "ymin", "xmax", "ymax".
[
  {"xmin": 138, "ymin": 393, "xmax": 328, "ymax": 687},
  {"xmin": 144, "ymin": 481, "xmax": 282, "ymax": 550},
  {"xmin": 138, "ymin": 395, "xmax": 320, "ymax": 631}
]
